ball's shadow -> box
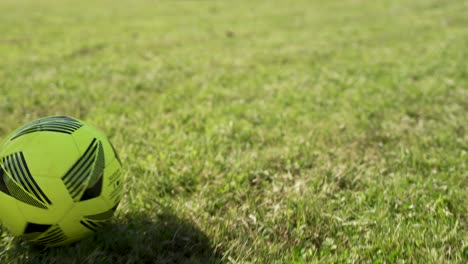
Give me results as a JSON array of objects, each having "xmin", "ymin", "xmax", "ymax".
[{"xmin": 8, "ymin": 210, "xmax": 223, "ymax": 264}]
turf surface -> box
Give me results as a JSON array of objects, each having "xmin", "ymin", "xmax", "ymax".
[{"xmin": 0, "ymin": 0, "xmax": 467, "ymax": 263}]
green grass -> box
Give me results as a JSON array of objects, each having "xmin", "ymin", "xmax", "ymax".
[{"xmin": 0, "ymin": 0, "xmax": 467, "ymax": 263}]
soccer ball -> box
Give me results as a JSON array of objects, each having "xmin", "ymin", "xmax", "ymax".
[{"xmin": 0, "ymin": 116, "xmax": 124, "ymax": 246}]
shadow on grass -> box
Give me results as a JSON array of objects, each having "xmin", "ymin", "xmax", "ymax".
[{"xmin": 5, "ymin": 211, "xmax": 222, "ymax": 264}]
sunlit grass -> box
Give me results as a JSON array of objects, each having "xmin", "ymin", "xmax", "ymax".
[{"xmin": 0, "ymin": 0, "xmax": 466, "ymax": 262}]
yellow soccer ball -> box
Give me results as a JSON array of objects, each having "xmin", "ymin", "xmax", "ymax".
[{"xmin": 0, "ymin": 116, "xmax": 124, "ymax": 246}]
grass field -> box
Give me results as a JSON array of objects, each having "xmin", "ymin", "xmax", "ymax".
[{"xmin": 0, "ymin": 0, "xmax": 467, "ymax": 263}]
